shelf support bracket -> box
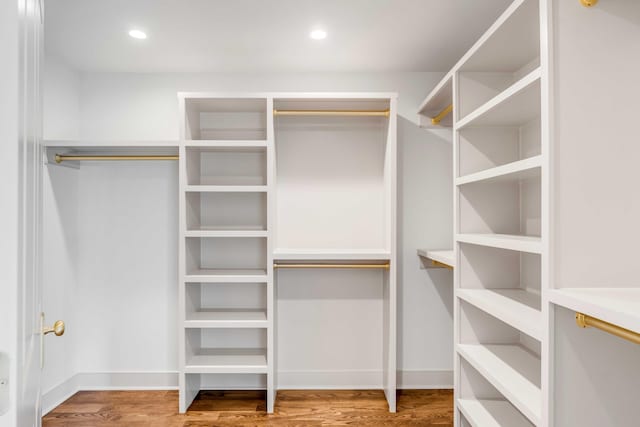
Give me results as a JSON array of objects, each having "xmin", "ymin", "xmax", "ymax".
[{"xmin": 575, "ymin": 312, "xmax": 640, "ymax": 345}]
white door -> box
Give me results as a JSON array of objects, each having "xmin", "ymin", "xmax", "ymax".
[{"xmin": 0, "ymin": 0, "xmax": 47, "ymax": 426}]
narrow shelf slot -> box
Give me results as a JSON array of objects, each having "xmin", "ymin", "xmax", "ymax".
[
  {"xmin": 458, "ymin": 399, "xmax": 534, "ymax": 427},
  {"xmin": 457, "ymin": 289, "xmax": 542, "ymax": 340},
  {"xmin": 457, "ymin": 344, "xmax": 541, "ymax": 425}
]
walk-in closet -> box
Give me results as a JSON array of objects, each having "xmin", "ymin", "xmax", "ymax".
[{"xmin": 1, "ymin": 0, "xmax": 639, "ymax": 426}]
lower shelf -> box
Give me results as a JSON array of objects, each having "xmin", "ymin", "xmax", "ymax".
[
  {"xmin": 185, "ymin": 269, "xmax": 268, "ymax": 283},
  {"xmin": 457, "ymin": 344, "xmax": 541, "ymax": 425},
  {"xmin": 185, "ymin": 348, "xmax": 268, "ymax": 374},
  {"xmin": 185, "ymin": 310, "xmax": 268, "ymax": 328},
  {"xmin": 458, "ymin": 399, "xmax": 533, "ymax": 427}
]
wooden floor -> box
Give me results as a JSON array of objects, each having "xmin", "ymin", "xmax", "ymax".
[{"xmin": 43, "ymin": 389, "xmax": 453, "ymax": 426}]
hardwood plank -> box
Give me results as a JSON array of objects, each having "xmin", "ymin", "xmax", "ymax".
[{"xmin": 43, "ymin": 389, "xmax": 453, "ymax": 426}]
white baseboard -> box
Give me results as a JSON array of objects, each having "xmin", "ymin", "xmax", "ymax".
[{"xmin": 42, "ymin": 369, "xmax": 453, "ymax": 415}]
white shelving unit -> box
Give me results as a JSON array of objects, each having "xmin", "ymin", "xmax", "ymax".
[
  {"xmin": 419, "ymin": 1, "xmax": 548, "ymax": 425},
  {"xmin": 178, "ymin": 94, "xmax": 275, "ymax": 413}
]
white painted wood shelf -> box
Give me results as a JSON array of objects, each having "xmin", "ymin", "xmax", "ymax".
[
  {"xmin": 457, "ymin": 289, "xmax": 542, "ymax": 340},
  {"xmin": 274, "ymin": 249, "xmax": 391, "ymax": 261},
  {"xmin": 183, "ymin": 140, "xmax": 268, "ymax": 148},
  {"xmin": 185, "ymin": 269, "xmax": 268, "ymax": 283},
  {"xmin": 185, "ymin": 310, "xmax": 268, "ymax": 328},
  {"xmin": 417, "ymin": 249, "xmax": 455, "ymax": 268},
  {"xmin": 44, "ymin": 139, "xmax": 179, "ymax": 148},
  {"xmin": 456, "ymin": 156, "xmax": 541, "ymax": 186},
  {"xmin": 458, "ymin": 399, "xmax": 533, "ymax": 427},
  {"xmin": 185, "ymin": 229, "xmax": 268, "ymax": 238},
  {"xmin": 457, "ymin": 344, "xmax": 541, "ymax": 425},
  {"xmin": 456, "ymin": 68, "xmax": 541, "ymax": 130},
  {"xmin": 185, "ymin": 185, "xmax": 268, "ymax": 193},
  {"xmin": 185, "ymin": 349, "xmax": 268, "ymax": 374},
  {"xmin": 456, "ymin": 234, "xmax": 542, "ymax": 254},
  {"xmin": 549, "ymin": 288, "xmax": 640, "ymax": 336}
]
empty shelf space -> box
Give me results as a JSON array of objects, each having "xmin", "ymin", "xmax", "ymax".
[
  {"xmin": 185, "ymin": 348, "xmax": 267, "ymax": 374},
  {"xmin": 185, "ymin": 269, "xmax": 268, "ymax": 283},
  {"xmin": 456, "ymin": 234, "xmax": 541, "ymax": 254},
  {"xmin": 456, "ymin": 156, "xmax": 541, "ymax": 186},
  {"xmin": 185, "ymin": 310, "xmax": 268, "ymax": 328},
  {"xmin": 457, "ymin": 289, "xmax": 542, "ymax": 340},
  {"xmin": 185, "ymin": 228, "xmax": 268, "ymax": 238},
  {"xmin": 273, "ymin": 249, "xmax": 391, "ymax": 261},
  {"xmin": 417, "ymin": 249, "xmax": 455, "ymax": 268},
  {"xmin": 456, "ymin": 68, "xmax": 540, "ymax": 129},
  {"xmin": 457, "ymin": 344, "xmax": 541, "ymax": 425},
  {"xmin": 549, "ymin": 288, "xmax": 640, "ymax": 335},
  {"xmin": 458, "ymin": 399, "xmax": 533, "ymax": 427},
  {"xmin": 185, "ymin": 185, "xmax": 268, "ymax": 192}
]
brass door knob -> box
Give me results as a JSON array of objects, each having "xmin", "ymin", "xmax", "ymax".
[{"xmin": 43, "ymin": 320, "xmax": 65, "ymax": 336}]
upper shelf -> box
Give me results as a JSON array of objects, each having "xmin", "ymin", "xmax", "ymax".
[
  {"xmin": 44, "ymin": 140, "xmax": 180, "ymax": 165},
  {"xmin": 549, "ymin": 288, "xmax": 640, "ymax": 336},
  {"xmin": 417, "ymin": 74, "xmax": 453, "ymax": 128},
  {"xmin": 273, "ymin": 249, "xmax": 391, "ymax": 261},
  {"xmin": 417, "ymin": 249, "xmax": 455, "ymax": 269}
]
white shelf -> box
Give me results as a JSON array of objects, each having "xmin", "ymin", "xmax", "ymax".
[
  {"xmin": 417, "ymin": 249, "xmax": 455, "ymax": 268},
  {"xmin": 456, "ymin": 234, "xmax": 542, "ymax": 254},
  {"xmin": 417, "ymin": 74, "xmax": 453, "ymax": 128},
  {"xmin": 456, "ymin": 156, "xmax": 542, "ymax": 186},
  {"xmin": 185, "ymin": 185, "xmax": 268, "ymax": 193},
  {"xmin": 185, "ymin": 348, "xmax": 267, "ymax": 374},
  {"xmin": 457, "ymin": 344, "xmax": 541, "ymax": 425},
  {"xmin": 458, "ymin": 399, "xmax": 533, "ymax": 427},
  {"xmin": 185, "ymin": 228, "xmax": 268, "ymax": 238},
  {"xmin": 185, "ymin": 269, "xmax": 268, "ymax": 283},
  {"xmin": 183, "ymin": 140, "xmax": 267, "ymax": 148},
  {"xmin": 273, "ymin": 249, "xmax": 391, "ymax": 261},
  {"xmin": 457, "ymin": 289, "xmax": 542, "ymax": 340},
  {"xmin": 549, "ymin": 288, "xmax": 640, "ymax": 335},
  {"xmin": 44, "ymin": 139, "xmax": 179, "ymax": 148},
  {"xmin": 184, "ymin": 310, "xmax": 268, "ymax": 328},
  {"xmin": 456, "ymin": 68, "xmax": 541, "ymax": 129}
]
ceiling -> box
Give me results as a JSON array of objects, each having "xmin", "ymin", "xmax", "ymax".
[{"xmin": 45, "ymin": 0, "xmax": 512, "ymax": 73}]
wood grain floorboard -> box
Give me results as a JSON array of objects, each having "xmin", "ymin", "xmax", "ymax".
[{"xmin": 43, "ymin": 389, "xmax": 453, "ymax": 426}]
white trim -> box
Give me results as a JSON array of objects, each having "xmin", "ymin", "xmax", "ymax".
[{"xmin": 41, "ymin": 369, "xmax": 453, "ymax": 414}]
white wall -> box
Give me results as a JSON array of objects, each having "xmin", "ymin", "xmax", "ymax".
[{"xmin": 43, "ymin": 66, "xmax": 454, "ymax": 404}]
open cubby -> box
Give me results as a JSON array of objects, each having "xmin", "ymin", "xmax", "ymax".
[
  {"xmin": 185, "ymin": 237, "xmax": 267, "ymax": 275},
  {"xmin": 185, "ymin": 328, "xmax": 268, "ymax": 374},
  {"xmin": 185, "ymin": 192, "xmax": 267, "ymax": 232},
  {"xmin": 185, "ymin": 146, "xmax": 267, "ymax": 186},
  {"xmin": 185, "ymin": 283, "xmax": 267, "ymax": 327},
  {"xmin": 274, "ymin": 100, "xmax": 391, "ymax": 252},
  {"xmin": 458, "ymin": 118, "xmax": 540, "ymax": 177},
  {"xmin": 459, "ymin": 359, "xmax": 535, "ymax": 427},
  {"xmin": 459, "ymin": 175, "xmax": 540, "ymax": 237},
  {"xmin": 184, "ymin": 98, "xmax": 267, "ymax": 140}
]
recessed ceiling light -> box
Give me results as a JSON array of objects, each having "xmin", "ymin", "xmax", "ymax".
[
  {"xmin": 128, "ymin": 29, "xmax": 147, "ymax": 40},
  {"xmin": 310, "ymin": 29, "xmax": 327, "ymax": 40}
]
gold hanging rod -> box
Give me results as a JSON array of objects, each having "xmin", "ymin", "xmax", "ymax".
[
  {"xmin": 273, "ymin": 109, "xmax": 390, "ymax": 117},
  {"xmin": 55, "ymin": 154, "xmax": 179, "ymax": 163},
  {"xmin": 274, "ymin": 263, "xmax": 390, "ymax": 270},
  {"xmin": 576, "ymin": 312, "xmax": 640, "ymax": 345},
  {"xmin": 431, "ymin": 104, "xmax": 453, "ymax": 125},
  {"xmin": 432, "ymin": 260, "xmax": 453, "ymax": 270},
  {"xmin": 580, "ymin": 0, "xmax": 598, "ymax": 6}
]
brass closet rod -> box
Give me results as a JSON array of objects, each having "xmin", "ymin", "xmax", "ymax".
[
  {"xmin": 273, "ymin": 109, "xmax": 390, "ymax": 117},
  {"xmin": 431, "ymin": 104, "xmax": 453, "ymax": 125},
  {"xmin": 576, "ymin": 312, "xmax": 640, "ymax": 345},
  {"xmin": 55, "ymin": 154, "xmax": 179, "ymax": 163},
  {"xmin": 274, "ymin": 263, "xmax": 390, "ymax": 270}
]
